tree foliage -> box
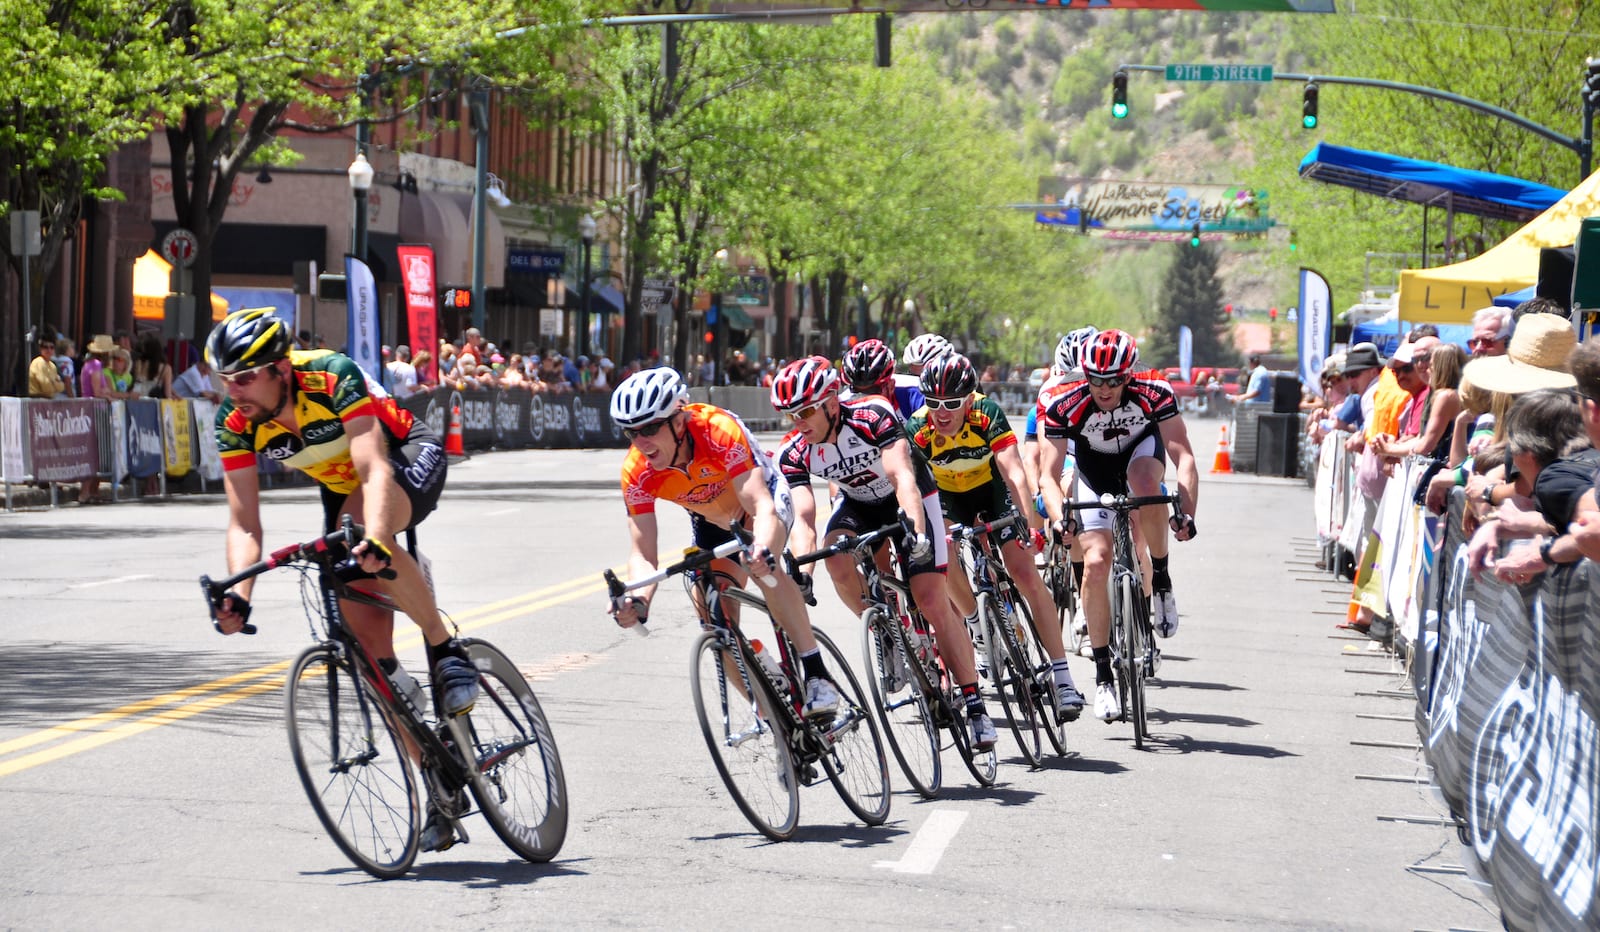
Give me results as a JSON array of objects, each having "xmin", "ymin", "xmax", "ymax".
[{"xmin": 1145, "ymin": 242, "xmax": 1227, "ymax": 369}]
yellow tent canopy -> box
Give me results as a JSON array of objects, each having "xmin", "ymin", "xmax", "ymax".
[
  {"xmin": 1396, "ymin": 170, "xmax": 1600, "ymax": 324},
  {"xmin": 132, "ymin": 249, "xmax": 228, "ymax": 322}
]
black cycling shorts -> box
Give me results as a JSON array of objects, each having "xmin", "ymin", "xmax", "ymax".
[
  {"xmin": 938, "ymin": 482, "xmax": 1021, "ymax": 545},
  {"xmin": 320, "ymin": 426, "xmax": 448, "ymax": 535},
  {"xmin": 827, "ymin": 494, "xmax": 947, "ymax": 577}
]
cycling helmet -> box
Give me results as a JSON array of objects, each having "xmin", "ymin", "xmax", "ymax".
[
  {"xmin": 1081, "ymin": 329, "xmax": 1140, "ymax": 379},
  {"xmin": 901, "ymin": 333, "xmax": 954, "ymax": 367},
  {"xmin": 1053, "ymin": 325, "xmax": 1099, "ymax": 374},
  {"xmin": 610, "ymin": 368, "xmax": 689, "ymax": 428},
  {"xmin": 842, "ymin": 339, "xmax": 896, "ymax": 389},
  {"xmin": 206, "ymin": 307, "xmax": 291, "ymax": 373},
  {"xmin": 770, "ymin": 356, "xmax": 840, "ymax": 411},
  {"xmin": 919, "ymin": 352, "xmax": 978, "ymax": 399}
]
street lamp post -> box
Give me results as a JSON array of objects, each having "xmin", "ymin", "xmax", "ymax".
[
  {"xmin": 578, "ymin": 214, "xmax": 596, "ymax": 359},
  {"xmin": 347, "ymin": 152, "xmax": 374, "ymax": 261},
  {"xmin": 710, "ymin": 248, "xmax": 729, "ymax": 386}
]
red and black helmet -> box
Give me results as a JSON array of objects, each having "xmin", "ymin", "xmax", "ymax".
[
  {"xmin": 919, "ymin": 352, "xmax": 978, "ymax": 399},
  {"xmin": 1081, "ymin": 329, "xmax": 1140, "ymax": 380},
  {"xmin": 842, "ymin": 339, "xmax": 896, "ymax": 390},
  {"xmin": 770, "ymin": 356, "xmax": 840, "ymax": 411}
]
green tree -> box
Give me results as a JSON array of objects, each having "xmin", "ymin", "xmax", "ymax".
[{"xmin": 1144, "ymin": 242, "xmax": 1228, "ymax": 369}]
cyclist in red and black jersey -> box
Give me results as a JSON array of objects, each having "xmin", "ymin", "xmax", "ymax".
[
  {"xmin": 771, "ymin": 357, "xmax": 998, "ymax": 750},
  {"xmin": 1039, "ymin": 330, "xmax": 1199, "ymax": 722}
]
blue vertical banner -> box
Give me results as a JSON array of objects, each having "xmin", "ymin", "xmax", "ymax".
[
  {"xmin": 1297, "ymin": 267, "xmax": 1332, "ymax": 397},
  {"xmin": 1177, "ymin": 325, "xmax": 1194, "ymax": 384},
  {"xmin": 344, "ymin": 254, "xmax": 381, "ymax": 383}
]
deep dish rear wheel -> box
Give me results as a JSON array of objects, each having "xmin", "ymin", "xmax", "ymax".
[
  {"xmin": 861, "ymin": 608, "xmax": 940, "ymax": 798},
  {"xmin": 979, "ymin": 592, "xmax": 1042, "ymax": 767}
]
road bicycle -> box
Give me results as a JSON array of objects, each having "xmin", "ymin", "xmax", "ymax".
[
  {"xmin": 787, "ymin": 522, "xmax": 1000, "ymax": 796},
  {"xmin": 947, "ymin": 513, "xmax": 1069, "ymax": 766},
  {"xmin": 1064, "ymin": 492, "xmax": 1181, "ymax": 750},
  {"xmin": 603, "ymin": 528, "xmax": 890, "ymax": 841},
  {"xmin": 200, "ymin": 516, "xmax": 568, "ymax": 878}
]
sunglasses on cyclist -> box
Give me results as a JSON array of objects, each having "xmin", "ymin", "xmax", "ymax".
[
  {"xmin": 218, "ymin": 363, "xmax": 275, "ymax": 387},
  {"xmin": 622, "ymin": 417, "xmax": 674, "ymax": 442},
  {"xmin": 784, "ymin": 403, "xmax": 825, "ymax": 422},
  {"xmin": 925, "ymin": 396, "xmax": 968, "ymax": 411},
  {"xmin": 1087, "ymin": 375, "xmax": 1127, "ymax": 388}
]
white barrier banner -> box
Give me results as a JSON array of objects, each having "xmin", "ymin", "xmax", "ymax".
[
  {"xmin": 190, "ymin": 399, "xmax": 222, "ymax": 481},
  {"xmin": 0, "ymin": 397, "xmax": 23, "ymax": 481}
]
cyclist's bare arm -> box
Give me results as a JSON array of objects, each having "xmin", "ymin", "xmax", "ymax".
[
  {"xmin": 789, "ymin": 482, "xmax": 820, "ymax": 558},
  {"xmin": 882, "ymin": 438, "xmax": 927, "ymax": 539},
  {"xmin": 1019, "ymin": 437, "xmax": 1043, "ymax": 530},
  {"xmin": 1157, "ymin": 415, "xmax": 1200, "ymax": 519},
  {"xmin": 345, "ymin": 414, "xmax": 403, "ymax": 572},
  {"xmin": 733, "ymin": 467, "xmax": 788, "ymax": 567},
  {"xmin": 994, "ymin": 443, "xmax": 1036, "ymax": 531},
  {"xmin": 732, "ymin": 466, "xmax": 816, "ymax": 651},
  {"xmin": 1039, "ymin": 436, "xmax": 1072, "ymax": 525},
  {"xmin": 612, "ymin": 510, "xmax": 662, "ymax": 628},
  {"xmin": 217, "ymin": 467, "xmax": 266, "ymax": 632}
]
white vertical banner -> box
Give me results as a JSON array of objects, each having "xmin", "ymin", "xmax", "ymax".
[
  {"xmin": 190, "ymin": 398, "xmax": 223, "ymax": 481},
  {"xmin": 0, "ymin": 397, "xmax": 24, "ymax": 481},
  {"xmin": 1298, "ymin": 267, "xmax": 1332, "ymax": 397},
  {"xmin": 344, "ymin": 254, "xmax": 382, "ymax": 383},
  {"xmin": 110, "ymin": 400, "xmax": 128, "ymax": 484},
  {"xmin": 1177, "ymin": 325, "xmax": 1194, "ymax": 384}
]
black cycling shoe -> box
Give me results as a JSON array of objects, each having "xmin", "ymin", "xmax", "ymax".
[{"xmin": 432, "ymin": 653, "xmax": 480, "ymax": 717}]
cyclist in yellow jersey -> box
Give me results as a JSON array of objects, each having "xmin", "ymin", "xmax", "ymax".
[{"xmin": 203, "ymin": 309, "xmax": 475, "ymax": 850}]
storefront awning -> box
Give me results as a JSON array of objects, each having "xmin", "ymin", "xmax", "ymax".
[
  {"xmin": 399, "ymin": 191, "xmax": 505, "ymax": 289},
  {"xmin": 132, "ymin": 249, "xmax": 228, "ymax": 322}
]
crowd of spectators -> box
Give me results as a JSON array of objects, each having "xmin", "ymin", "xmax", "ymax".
[{"xmin": 1309, "ymin": 297, "xmax": 1600, "ymax": 638}]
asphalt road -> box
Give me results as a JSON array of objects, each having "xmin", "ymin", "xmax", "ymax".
[{"xmin": 0, "ymin": 428, "xmax": 1499, "ymax": 930}]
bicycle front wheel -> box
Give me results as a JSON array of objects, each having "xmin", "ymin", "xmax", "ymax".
[
  {"xmin": 901, "ymin": 613, "xmax": 996, "ymax": 788},
  {"xmin": 1010, "ymin": 592, "xmax": 1069, "ymax": 759},
  {"xmin": 1113, "ymin": 574, "xmax": 1148, "ymax": 749},
  {"xmin": 811, "ymin": 629, "xmax": 891, "ymax": 826},
  {"xmin": 979, "ymin": 592, "xmax": 1042, "ymax": 766},
  {"xmin": 690, "ymin": 631, "xmax": 799, "ymax": 841},
  {"xmin": 285, "ymin": 644, "xmax": 420, "ymax": 879},
  {"xmin": 447, "ymin": 639, "xmax": 569, "ymax": 863},
  {"xmin": 861, "ymin": 607, "xmax": 940, "ymax": 799}
]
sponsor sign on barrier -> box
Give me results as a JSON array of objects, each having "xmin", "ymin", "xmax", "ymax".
[
  {"xmin": 399, "ymin": 387, "xmax": 627, "ymax": 450},
  {"xmin": 125, "ymin": 400, "xmax": 166, "ymax": 479},
  {"xmin": 1, "ymin": 397, "xmax": 25, "ymax": 481},
  {"xmin": 28, "ymin": 400, "xmax": 97, "ymax": 482}
]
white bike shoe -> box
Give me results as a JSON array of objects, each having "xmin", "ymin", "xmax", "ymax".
[
  {"xmin": 1093, "ymin": 682, "xmax": 1121, "ymax": 722},
  {"xmin": 803, "ymin": 677, "xmax": 842, "ymax": 720},
  {"xmin": 1153, "ymin": 590, "xmax": 1179, "ymax": 638}
]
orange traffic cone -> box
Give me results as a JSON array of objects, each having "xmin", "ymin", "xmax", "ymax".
[
  {"xmin": 445, "ymin": 404, "xmax": 467, "ymax": 458},
  {"xmin": 1210, "ymin": 422, "xmax": 1233, "ymax": 474}
]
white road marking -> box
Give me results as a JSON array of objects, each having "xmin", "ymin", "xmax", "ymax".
[
  {"xmin": 68, "ymin": 574, "xmax": 153, "ymax": 590},
  {"xmin": 483, "ymin": 507, "xmax": 520, "ymax": 517},
  {"xmin": 873, "ymin": 809, "xmax": 969, "ymax": 874}
]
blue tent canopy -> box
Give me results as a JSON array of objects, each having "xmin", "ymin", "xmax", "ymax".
[
  {"xmin": 1299, "ymin": 143, "xmax": 1566, "ymax": 223},
  {"xmin": 1350, "ymin": 319, "xmax": 1473, "ymax": 356},
  {"xmin": 1493, "ymin": 285, "xmax": 1537, "ymax": 308}
]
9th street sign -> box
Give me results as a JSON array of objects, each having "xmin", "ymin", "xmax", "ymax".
[{"xmin": 1165, "ymin": 64, "xmax": 1273, "ymax": 82}]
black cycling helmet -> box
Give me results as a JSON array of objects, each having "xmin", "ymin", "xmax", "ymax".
[
  {"xmin": 919, "ymin": 352, "xmax": 978, "ymax": 399},
  {"xmin": 842, "ymin": 338, "xmax": 895, "ymax": 390},
  {"xmin": 207, "ymin": 307, "xmax": 291, "ymax": 373}
]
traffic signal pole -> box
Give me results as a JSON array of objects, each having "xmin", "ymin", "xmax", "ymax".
[{"xmin": 1115, "ymin": 63, "xmax": 1593, "ymax": 178}]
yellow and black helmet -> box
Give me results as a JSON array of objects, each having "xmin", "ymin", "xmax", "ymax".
[{"xmin": 207, "ymin": 308, "xmax": 291, "ymax": 373}]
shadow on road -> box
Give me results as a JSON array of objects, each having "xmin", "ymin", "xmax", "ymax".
[
  {"xmin": 689, "ymin": 822, "xmax": 906, "ymax": 848},
  {"xmin": 1, "ymin": 643, "xmax": 284, "ymax": 730},
  {"xmin": 0, "ymin": 524, "xmax": 216, "ymax": 540},
  {"xmin": 303, "ymin": 857, "xmax": 589, "ymax": 886},
  {"xmin": 1146, "ymin": 709, "xmax": 1259, "ymax": 728},
  {"xmin": 929, "ymin": 782, "xmax": 1042, "ymax": 806},
  {"xmin": 1142, "ymin": 731, "xmax": 1298, "ymax": 759},
  {"xmin": 1149, "ymin": 678, "xmax": 1247, "ymax": 692}
]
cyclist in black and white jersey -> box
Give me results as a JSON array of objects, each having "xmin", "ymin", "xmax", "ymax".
[
  {"xmin": 771, "ymin": 356, "xmax": 998, "ymax": 751},
  {"xmin": 1038, "ymin": 330, "xmax": 1199, "ymax": 722}
]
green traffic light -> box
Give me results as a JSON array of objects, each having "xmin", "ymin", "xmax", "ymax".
[
  {"xmin": 1302, "ymin": 114, "xmax": 1318, "ymax": 129},
  {"xmin": 1112, "ymin": 102, "xmax": 1128, "ymax": 119}
]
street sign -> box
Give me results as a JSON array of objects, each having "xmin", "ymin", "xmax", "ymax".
[
  {"xmin": 160, "ymin": 227, "xmax": 199, "ymax": 268},
  {"xmin": 641, "ymin": 277, "xmax": 676, "ymax": 313},
  {"xmin": 1165, "ymin": 64, "xmax": 1273, "ymax": 83},
  {"xmin": 7, "ymin": 210, "xmax": 40, "ymax": 257},
  {"xmin": 539, "ymin": 308, "xmax": 562, "ymax": 336}
]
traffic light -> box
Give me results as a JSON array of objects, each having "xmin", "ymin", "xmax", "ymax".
[
  {"xmin": 1223, "ymin": 303, "xmax": 1233, "ymax": 317},
  {"xmin": 1111, "ymin": 70, "xmax": 1129, "ymax": 119},
  {"xmin": 1302, "ymin": 83, "xmax": 1319, "ymax": 129},
  {"xmin": 1189, "ymin": 222, "xmax": 1202, "ymax": 247},
  {"xmin": 442, "ymin": 287, "xmax": 472, "ymax": 310},
  {"xmin": 1289, "ymin": 230, "xmax": 1299, "ymax": 251},
  {"xmin": 1269, "ymin": 307, "xmax": 1279, "ymax": 321},
  {"xmin": 1585, "ymin": 58, "xmax": 1600, "ymax": 107}
]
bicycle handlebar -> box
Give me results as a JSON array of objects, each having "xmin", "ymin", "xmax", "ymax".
[
  {"xmin": 787, "ymin": 522, "xmax": 904, "ymax": 568},
  {"xmin": 198, "ymin": 515, "xmax": 367, "ymax": 636},
  {"xmin": 1063, "ymin": 492, "xmax": 1181, "ymax": 514},
  {"xmin": 601, "ymin": 522, "xmax": 755, "ymax": 636},
  {"xmin": 946, "ymin": 511, "xmax": 1025, "ymax": 542}
]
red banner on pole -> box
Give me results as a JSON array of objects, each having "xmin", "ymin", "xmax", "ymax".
[{"xmin": 397, "ymin": 244, "xmax": 439, "ymax": 384}]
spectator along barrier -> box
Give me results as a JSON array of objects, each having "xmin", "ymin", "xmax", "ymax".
[{"xmin": 1313, "ymin": 431, "xmax": 1599, "ymax": 931}]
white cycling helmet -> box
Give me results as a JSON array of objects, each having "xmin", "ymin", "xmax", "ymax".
[
  {"xmin": 610, "ymin": 368, "xmax": 689, "ymax": 428},
  {"xmin": 901, "ymin": 333, "xmax": 954, "ymax": 367},
  {"xmin": 1053, "ymin": 326, "xmax": 1100, "ymax": 375}
]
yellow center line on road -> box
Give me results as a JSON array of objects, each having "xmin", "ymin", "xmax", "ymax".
[{"xmin": 0, "ymin": 572, "xmax": 622, "ymax": 778}]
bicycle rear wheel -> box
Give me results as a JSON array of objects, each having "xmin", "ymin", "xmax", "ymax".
[
  {"xmin": 1009, "ymin": 593, "xmax": 1069, "ymax": 758},
  {"xmin": 979, "ymin": 592, "xmax": 1042, "ymax": 766},
  {"xmin": 861, "ymin": 608, "xmax": 940, "ymax": 798},
  {"xmin": 811, "ymin": 629, "xmax": 891, "ymax": 826},
  {"xmin": 285, "ymin": 644, "xmax": 420, "ymax": 879},
  {"xmin": 690, "ymin": 631, "xmax": 799, "ymax": 841},
  {"xmin": 446, "ymin": 639, "xmax": 569, "ymax": 863}
]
